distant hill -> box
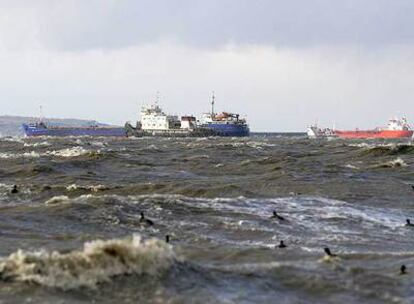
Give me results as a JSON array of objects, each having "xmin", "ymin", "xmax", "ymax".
[{"xmin": 0, "ymin": 116, "xmax": 109, "ymax": 137}]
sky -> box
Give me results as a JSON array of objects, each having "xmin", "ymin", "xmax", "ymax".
[{"xmin": 1, "ymin": 0, "xmax": 414, "ymax": 131}]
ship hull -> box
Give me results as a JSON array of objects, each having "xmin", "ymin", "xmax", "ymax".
[
  {"xmin": 22, "ymin": 124, "xmax": 126, "ymax": 137},
  {"xmin": 202, "ymin": 123, "xmax": 250, "ymax": 137},
  {"xmin": 124, "ymin": 123, "xmax": 218, "ymax": 137},
  {"xmin": 334, "ymin": 130, "xmax": 413, "ymax": 139}
]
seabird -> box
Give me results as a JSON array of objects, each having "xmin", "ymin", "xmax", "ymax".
[
  {"xmin": 324, "ymin": 247, "xmax": 337, "ymax": 258},
  {"xmin": 400, "ymin": 265, "xmax": 407, "ymax": 275},
  {"xmin": 165, "ymin": 235, "xmax": 170, "ymax": 243},
  {"xmin": 139, "ymin": 212, "xmax": 154, "ymax": 227},
  {"xmin": 10, "ymin": 185, "xmax": 18, "ymax": 194},
  {"xmin": 271, "ymin": 211, "xmax": 285, "ymax": 221},
  {"xmin": 278, "ymin": 240, "xmax": 287, "ymax": 248},
  {"xmin": 406, "ymin": 219, "xmax": 414, "ymax": 227}
]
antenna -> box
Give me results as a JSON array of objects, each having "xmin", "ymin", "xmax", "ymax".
[
  {"xmin": 211, "ymin": 91, "xmax": 215, "ymax": 115},
  {"xmin": 39, "ymin": 105, "xmax": 44, "ymax": 123},
  {"xmin": 155, "ymin": 91, "xmax": 160, "ymax": 105}
]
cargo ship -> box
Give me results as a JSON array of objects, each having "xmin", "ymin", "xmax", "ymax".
[
  {"xmin": 125, "ymin": 93, "xmax": 249, "ymax": 137},
  {"xmin": 335, "ymin": 117, "xmax": 413, "ymax": 139},
  {"xmin": 307, "ymin": 117, "xmax": 413, "ymax": 139},
  {"xmin": 125, "ymin": 102, "xmax": 217, "ymax": 137},
  {"xmin": 22, "ymin": 121, "xmax": 126, "ymax": 137},
  {"xmin": 197, "ymin": 94, "xmax": 250, "ymax": 137}
]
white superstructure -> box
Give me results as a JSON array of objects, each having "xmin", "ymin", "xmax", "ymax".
[
  {"xmin": 306, "ymin": 124, "xmax": 336, "ymax": 138},
  {"xmin": 140, "ymin": 104, "xmax": 180, "ymax": 131},
  {"xmin": 181, "ymin": 116, "xmax": 196, "ymax": 129},
  {"xmin": 385, "ymin": 117, "xmax": 411, "ymax": 131}
]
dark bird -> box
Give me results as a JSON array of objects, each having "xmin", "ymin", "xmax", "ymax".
[
  {"xmin": 406, "ymin": 219, "xmax": 414, "ymax": 227},
  {"xmin": 271, "ymin": 211, "xmax": 285, "ymax": 221},
  {"xmin": 165, "ymin": 235, "xmax": 170, "ymax": 243},
  {"xmin": 278, "ymin": 240, "xmax": 287, "ymax": 248},
  {"xmin": 324, "ymin": 247, "xmax": 337, "ymax": 257},
  {"xmin": 42, "ymin": 185, "xmax": 52, "ymax": 191},
  {"xmin": 411, "ymin": 184, "xmax": 414, "ymax": 191},
  {"xmin": 139, "ymin": 212, "xmax": 154, "ymax": 227},
  {"xmin": 400, "ymin": 265, "xmax": 407, "ymax": 275},
  {"xmin": 10, "ymin": 185, "xmax": 18, "ymax": 194}
]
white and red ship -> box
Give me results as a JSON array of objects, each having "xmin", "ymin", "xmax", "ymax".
[{"xmin": 307, "ymin": 117, "xmax": 413, "ymax": 139}]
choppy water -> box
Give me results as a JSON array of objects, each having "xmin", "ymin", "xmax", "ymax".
[{"xmin": 0, "ymin": 135, "xmax": 413, "ymax": 303}]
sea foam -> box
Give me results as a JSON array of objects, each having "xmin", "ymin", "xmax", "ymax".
[
  {"xmin": 0, "ymin": 234, "xmax": 175, "ymax": 289},
  {"xmin": 46, "ymin": 147, "xmax": 99, "ymax": 158}
]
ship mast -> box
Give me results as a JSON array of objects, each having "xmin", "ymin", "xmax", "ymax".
[
  {"xmin": 155, "ymin": 91, "xmax": 160, "ymax": 105},
  {"xmin": 211, "ymin": 91, "xmax": 215, "ymax": 115},
  {"xmin": 39, "ymin": 105, "xmax": 43, "ymax": 123}
]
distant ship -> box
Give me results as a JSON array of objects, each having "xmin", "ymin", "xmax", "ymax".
[
  {"xmin": 197, "ymin": 93, "xmax": 250, "ymax": 137},
  {"xmin": 335, "ymin": 117, "xmax": 413, "ymax": 139},
  {"xmin": 125, "ymin": 93, "xmax": 249, "ymax": 137},
  {"xmin": 307, "ymin": 125, "xmax": 336, "ymax": 139},
  {"xmin": 307, "ymin": 117, "xmax": 413, "ymax": 139},
  {"xmin": 22, "ymin": 121, "xmax": 126, "ymax": 137},
  {"xmin": 125, "ymin": 102, "xmax": 217, "ymax": 137}
]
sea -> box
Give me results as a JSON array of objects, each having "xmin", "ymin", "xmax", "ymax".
[{"xmin": 0, "ymin": 134, "xmax": 413, "ymax": 303}]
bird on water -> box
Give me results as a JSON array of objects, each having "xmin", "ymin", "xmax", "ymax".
[
  {"xmin": 406, "ymin": 219, "xmax": 414, "ymax": 227},
  {"xmin": 271, "ymin": 211, "xmax": 285, "ymax": 221},
  {"xmin": 278, "ymin": 240, "xmax": 287, "ymax": 248},
  {"xmin": 139, "ymin": 212, "xmax": 154, "ymax": 227},
  {"xmin": 10, "ymin": 185, "xmax": 18, "ymax": 194},
  {"xmin": 324, "ymin": 247, "xmax": 337, "ymax": 258}
]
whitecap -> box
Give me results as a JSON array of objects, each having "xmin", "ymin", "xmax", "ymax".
[
  {"xmin": 46, "ymin": 147, "xmax": 99, "ymax": 158},
  {"xmin": 0, "ymin": 234, "xmax": 175, "ymax": 289},
  {"xmin": 91, "ymin": 141, "xmax": 107, "ymax": 147},
  {"xmin": 23, "ymin": 141, "xmax": 51, "ymax": 148},
  {"xmin": 372, "ymin": 158, "xmax": 408, "ymax": 169},
  {"xmin": 0, "ymin": 151, "xmax": 40, "ymax": 159},
  {"xmin": 66, "ymin": 184, "xmax": 110, "ymax": 192},
  {"xmin": 344, "ymin": 164, "xmax": 359, "ymax": 170},
  {"xmin": 45, "ymin": 195, "xmax": 71, "ymax": 205}
]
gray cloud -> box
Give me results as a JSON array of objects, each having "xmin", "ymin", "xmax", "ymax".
[
  {"xmin": 4, "ymin": 0, "xmax": 414, "ymax": 51},
  {"xmin": 1, "ymin": 1, "xmax": 414, "ymax": 131},
  {"xmin": 1, "ymin": 44, "xmax": 413, "ymax": 131}
]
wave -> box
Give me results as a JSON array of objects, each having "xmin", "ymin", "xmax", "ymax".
[
  {"xmin": 44, "ymin": 195, "xmax": 71, "ymax": 205},
  {"xmin": 0, "ymin": 147, "xmax": 100, "ymax": 159},
  {"xmin": 66, "ymin": 184, "xmax": 111, "ymax": 192},
  {"xmin": 0, "ymin": 137, "xmax": 24, "ymax": 143},
  {"xmin": 185, "ymin": 141, "xmax": 276, "ymax": 150},
  {"xmin": 359, "ymin": 143, "xmax": 414, "ymax": 156},
  {"xmin": 23, "ymin": 141, "xmax": 51, "ymax": 148},
  {"xmin": 46, "ymin": 147, "xmax": 100, "ymax": 158},
  {"xmin": 371, "ymin": 158, "xmax": 408, "ymax": 169},
  {"xmin": 0, "ymin": 234, "xmax": 175, "ymax": 289},
  {"xmin": 47, "ymin": 193, "xmax": 405, "ymax": 231},
  {"xmin": 0, "ymin": 151, "xmax": 41, "ymax": 159},
  {"xmin": 344, "ymin": 164, "xmax": 359, "ymax": 170},
  {"xmin": 91, "ymin": 141, "xmax": 108, "ymax": 148}
]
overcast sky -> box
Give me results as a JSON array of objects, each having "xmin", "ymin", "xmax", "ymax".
[{"xmin": 1, "ymin": 0, "xmax": 414, "ymax": 131}]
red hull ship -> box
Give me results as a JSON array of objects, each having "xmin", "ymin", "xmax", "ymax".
[
  {"xmin": 335, "ymin": 129, "xmax": 413, "ymax": 139},
  {"xmin": 335, "ymin": 118, "xmax": 413, "ymax": 139},
  {"xmin": 307, "ymin": 117, "xmax": 413, "ymax": 139}
]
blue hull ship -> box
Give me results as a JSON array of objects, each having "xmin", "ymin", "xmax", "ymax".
[
  {"xmin": 22, "ymin": 122, "xmax": 126, "ymax": 137},
  {"xmin": 198, "ymin": 93, "xmax": 250, "ymax": 137},
  {"xmin": 201, "ymin": 122, "xmax": 250, "ymax": 137}
]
